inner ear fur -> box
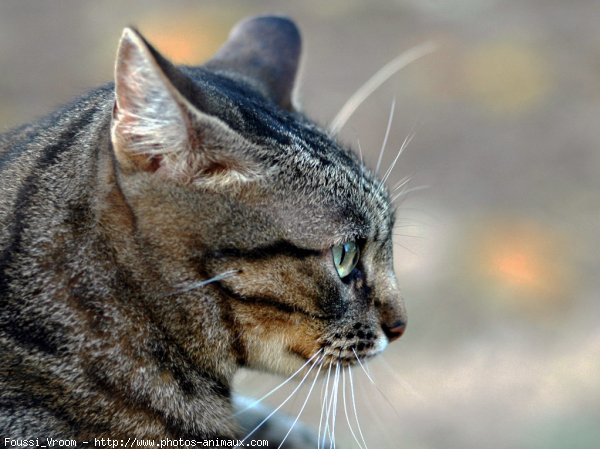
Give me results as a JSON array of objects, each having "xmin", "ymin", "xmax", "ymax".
[{"xmin": 111, "ymin": 27, "xmax": 262, "ymax": 184}]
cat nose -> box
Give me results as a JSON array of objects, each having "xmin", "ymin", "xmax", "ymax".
[{"xmin": 382, "ymin": 320, "xmax": 406, "ymax": 342}]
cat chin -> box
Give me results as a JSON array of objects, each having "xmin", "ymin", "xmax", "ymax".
[
  {"xmin": 243, "ymin": 336, "xmax": 312, "ymax": 377},
  {"xmin": 247, "ymin": 350, "xmax": 309, "ymax": 377},
  {"xmin": 268, "ymin": 352, "xmax": 310, "ymax": 377}
]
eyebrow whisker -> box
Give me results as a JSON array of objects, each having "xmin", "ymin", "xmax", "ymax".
[{"xmin": 329, "ymin": 42, "xmax": 437, "ymax": 134}]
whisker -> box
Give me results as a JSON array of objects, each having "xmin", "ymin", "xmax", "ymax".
[
  {"xmin": 349, "ymin": 368, "xmax": 369, "ymax": 449},
  {"xmin": 393, "ymin": 223, "xmax": 421, "ymax": 229},
  {"xmin": 277, "ymin": 357, "xmax": 325, "ymax": 449},
  {"xmin": 328, "ymin": 362, "xmax": 341, "ymax": 449},
  {"xmin": 323, "ymin": 363, "xmax": 338, "ymax": 449},
  {"xmin": 352, "ymin": 349, "xmax": 376, "ymax": 385},
  {"xmin": 378, "ymin": 355, "xmax": 426, "ymax": 403},
  {"xmin": 375, "ymin": 98, "xmax": 396, "ymax": 175},
  {"xmin": 393, "ymin": 241, "xmax": 418, "ymax": 256},
  {"xmin": 357, "ymin": 139, "xmax": 364, "ymax": 166},
  {"xmin": 392, "ymin": 185, "xmax": 430, "ymax": 204},
  {"xmin": 332, "ymin": 362, "xmax": 343, "ymax": 449},
  {"xmin": 363, "ymin": 358, "xmax": 373, "ymax": 378},
  {"xmin": 382, "ymin": 113, "xmax": 421, "ymax": 190},
  {"xmin": 356, "ymin": 376, "xmax": 398, "ymax": 449},
  {"xmin": 354, "ymin": 352, "xmax": 403, "ymax": 418},
  {"xmin": 392, "ymin": 206, "xmax": 433, "ymax": 216},
  {"xmin": 235, "ymin": 349, "xmax": 323, "ymax": 447},
  {"xmin": 318, "ymin": 363, "xmax": 334, "ymax": 449},
  {"xmin": 393, "ymin": 232, "xmax": 425, "ymax": 239},
  {"xmin": 329, "ymin": 42, "xmax": 437, "ymax": 134},
  {"xmin": 342, "ymin": 367, "xmax": 365, "ymax": 449},
  {"xmin": 234, "ymin": 349, "xmax": 323, "ymax": 416},
  {"xmin": 357, "ymin": 139, "xmax": 368, "ymax": 194},
  {"xmin": 392, "ymin": 176, "xmax": 412, "ymax": 193},
  {"xmin": 163, "ymin": 270, "xmax": 240, "ymax": 297},
  {"xmin": 381, "ymin": 133, "xmax": 415, "ymax": 186}
]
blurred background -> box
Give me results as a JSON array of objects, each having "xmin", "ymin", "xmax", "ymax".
[{"xmin": 1, "ymin": 1, "xmax": 598, "ymax": 448}]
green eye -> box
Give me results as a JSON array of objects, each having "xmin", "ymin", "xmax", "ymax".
[{"xmin": 332, "ymin": 241, "xmax": 360, "ymax": 278}]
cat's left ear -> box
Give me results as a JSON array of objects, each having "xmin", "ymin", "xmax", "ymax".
[{"xmin": 111, "ymin": 28, "xmax": 261, "ymax": 183}]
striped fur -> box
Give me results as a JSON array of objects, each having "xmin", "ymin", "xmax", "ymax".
[{"xmin": 0, "ymin": 16, "xmax": 406, "ymax": 442}]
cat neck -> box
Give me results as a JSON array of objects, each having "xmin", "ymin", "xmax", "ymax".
[{"xmin": 95, "ymin": 140, "xmax": 242, "ymax": 381}]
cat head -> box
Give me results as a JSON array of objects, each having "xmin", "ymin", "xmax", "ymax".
[{"xmin": 109, "ymin": 16, "xmax": 406, "ymax": 377}]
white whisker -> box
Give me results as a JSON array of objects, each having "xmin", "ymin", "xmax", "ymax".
[
  {"xmin": 342, "ymin": 367, "xmax": 365, "ymax": 449},
  {"xmin": 378, "ymin": 356, "xmax": 426, "ymax": 403},
  {"xmin": 317, "ymin": 363, "xmax": 331, "ymax": 449},
  {"xmin": 356, "ymin": 375, "xmax": 397, "ymax": 449},
  {"xmin": 381, "ymin": 133, "xmax": 415, "ymax": 186},
  {"xmin": 323, "ymin": 363, "xmax": 338, "ymax": 449},
  {"xmin": 349, "ymin": 368, "xmax": 369, "ymax": 449},
  {"xmin": 277, "ymin": 357, "xmax": 325, "ymax": 449},
  {"xmin": 318, "ymin": 362, "xmax": 334, "ymax": 449},
  {"xmin": 354, "ymin": 352, "xmax": 404, "ymax": 418},
  {"xmin": 234, "ymin": 349, "xmax": 323, "ymax": 416},
  {"xmin": 375, "ymin": 99, "xmax": 396, "ymax": 175},
  {"xmin": 392, "ymin": 185, "xmax": 430, "ymax": 204},
  {"xmin": 330, "ymin": 363, "xmax": 341, "ymax": 449},
  {"xmin": 352, "ymin": 349, "xmax": 375, "ymax": 385},
  {"xmin": 392, "ymin": 176, "xmax": 412, "ymax": 192},
  {"xmin": 357, "ymin": 139, "xmax": 364, "ymax": 166},
  {"xmin": 236, "ymin": 349, "xmax": 323, "ymax": 447},
  {"xmin": 164, "ymin": 270, "xmax": 239, "ymax": 296},
  {"xmin": 357, "ymin": 139, "xmax": 369, "ymax": 193},
  {"xmin": 363, "ymin": 358, "xmax": 373, "ymax": 378},
  {"xmin": 329, "ymin": 42, "xmax": 437, "ymax": 134}
]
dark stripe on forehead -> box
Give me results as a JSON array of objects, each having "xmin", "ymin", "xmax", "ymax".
[{"xmin": 209, "ymin": 240, "xmax": 322, "ymax": 261}]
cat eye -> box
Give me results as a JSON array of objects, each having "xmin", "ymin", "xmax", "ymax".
[{"xmin": 332, "ymin": 242, "xmax": 360, "ymax": 278}]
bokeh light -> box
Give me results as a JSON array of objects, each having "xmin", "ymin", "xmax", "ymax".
[
  {"xmin": 463, "ymin": 41, "xmax": 551, "ymax": 115},
  {"xmin": 466, "ymin": 218, "xmax": 574, "ymax": 317}
]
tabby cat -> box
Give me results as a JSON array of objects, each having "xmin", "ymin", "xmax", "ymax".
[{"xmin": 0, "ymin": 15, "xmax": 406, "ymax": 445}]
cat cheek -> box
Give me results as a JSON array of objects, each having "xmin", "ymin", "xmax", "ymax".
[{"xmin": 239, "ymin": 315, "xmax": 324, "ymax": 373}]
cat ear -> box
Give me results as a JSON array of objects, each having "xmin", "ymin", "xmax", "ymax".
[
  {"xmin": 111, "ymin": 27, "xmax": 260, "ymax": 183},
  {"xmin": 206, "ymin": 15, "xmax": 301, "ymax": 110}
]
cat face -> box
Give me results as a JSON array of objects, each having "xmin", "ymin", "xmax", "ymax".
[{"xmin": 110, "ymin": 17, "xmax": 406, "ymax": 377}]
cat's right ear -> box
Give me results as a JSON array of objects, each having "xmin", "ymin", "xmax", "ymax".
[
  {"xmin": 206, "ymin": 16, "xmax": 301, "ymax": 110},
  {"xmin": 111, "ymin": 28, "xmax": 261, "ymax": 183}
]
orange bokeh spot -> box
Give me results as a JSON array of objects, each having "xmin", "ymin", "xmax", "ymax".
[
  {"xmin": 139, "ymin": 11, "xmax": 232, "ymax": 64},
  {"xmin": 491, "ymin": 246, "xmax": 543, "ymax": 290},
  {"xmin": 467, "ymin": 219, "xmax": 573, "ymax": 315}
]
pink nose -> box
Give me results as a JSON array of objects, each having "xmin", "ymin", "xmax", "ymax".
[{"xmin": 382, "ymin": 321, "xmax": 406, "ymax": 342}]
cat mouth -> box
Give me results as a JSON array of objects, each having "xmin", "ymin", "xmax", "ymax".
[
  {"xmin": 321, "ymin": 343, "xmax": 383, "ymax": 367},
  {"xmin": 315, "ymin": 324, "xmax": 387, "ymax": 367},
  {"xmin": 290, "ymin": 339, "xmax": 385, "ymax": 369}
]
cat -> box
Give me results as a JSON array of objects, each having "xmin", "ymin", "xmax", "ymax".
[{"xmin": 0, "ymin": 14, "xmax": 407, "ymax": 446}]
